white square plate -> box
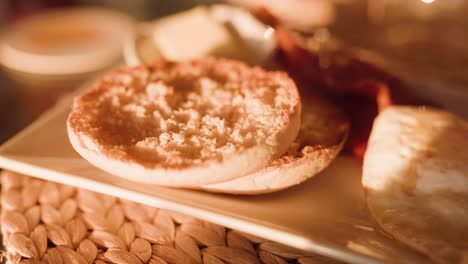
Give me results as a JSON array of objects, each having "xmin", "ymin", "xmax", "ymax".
[{"xmin": 0, "ymin": 91, "xmax": 428, "ymax": 264}]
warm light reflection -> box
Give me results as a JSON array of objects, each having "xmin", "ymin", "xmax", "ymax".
[
  {"xmin": 421, "ymin": 0, "xmax": 435, "ymax": 3},
  {"xmin": 263, "ymin": 27, "xmax": 275, "ymax": 39}
]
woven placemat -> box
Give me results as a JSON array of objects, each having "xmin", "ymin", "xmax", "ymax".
[{"xmin": 0, "ymin": 170, "xmax": 344, "ymax": 264}]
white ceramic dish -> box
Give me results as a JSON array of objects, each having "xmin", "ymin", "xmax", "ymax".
[
  {"xmin": 0, "ymin": 7, "xmax": 135, "ymax": 76},
  {"xmin": 123, "ymin": 5, "xmax": 276, "ymax": 67},
  {"xmin": 0, "ymin": 84, "xmax": 429, "ymax": 264},
  {"xmin": 0, "ymin": 7, "xmax": 135, "ymax": 97}
]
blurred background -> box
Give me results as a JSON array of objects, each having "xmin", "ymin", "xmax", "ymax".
[{"xmin": 0, "ymin": 0, "xmax": 467, "ymax": 144}]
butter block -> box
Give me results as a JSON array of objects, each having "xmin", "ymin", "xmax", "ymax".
[{"xmin": 152, "ymin": 7, "xmax": 246, "ymax": 61}]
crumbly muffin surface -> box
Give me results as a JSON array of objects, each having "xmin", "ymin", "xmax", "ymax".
[{"xmin": 69, "ymin": 58, "xmax": 300, "ymax": 168}]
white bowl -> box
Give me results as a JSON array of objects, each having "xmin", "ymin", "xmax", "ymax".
[
  {"xmin": 0, "ymin": 7, "xmax": 135, "ymax": 79},
  {"xmin": 123, "ymin": 5, "xmax": 276, "ymax": 66}
]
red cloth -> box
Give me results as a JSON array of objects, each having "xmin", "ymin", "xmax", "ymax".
[
  {"xmin": 275, "ymin": 28, "xmax": 398, "ymax": 158},
  {"xmin": 253, "ymin": 8, "xmax": 431, "ymax": 158}
]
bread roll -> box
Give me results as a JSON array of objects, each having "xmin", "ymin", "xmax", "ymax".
[{"xmin": 363, "ymin": 106, "xmax": 468, "ymax": 264}]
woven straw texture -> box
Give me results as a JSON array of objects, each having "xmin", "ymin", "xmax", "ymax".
[{"xmin": 0, "ymin": 170, "xmax": 344, "ymax": 264}]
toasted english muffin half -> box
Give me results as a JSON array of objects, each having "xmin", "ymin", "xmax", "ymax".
[
  {"xmin": 201, "ymin": 94, "xmax": 349, "ymax": 194},
  {"xmin": 67, "ymin": 58, "xmax": 301, "ymax": 186},
  {"xmin": 363, "ymin": 106, "xmax": 468, "ymax": 264}
]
